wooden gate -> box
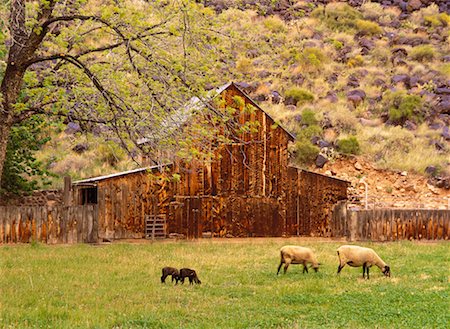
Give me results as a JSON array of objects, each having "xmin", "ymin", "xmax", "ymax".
[{"xmin": 169, "ymin": 197, "xmax": 202, "ymax": 239}]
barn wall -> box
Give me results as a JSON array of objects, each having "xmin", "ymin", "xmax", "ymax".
[
  {"xmin": 167, "ymin": 196, "xmax": 282, "ymax": 238},
  {"xmin": 172, "ymin": 84, "xmax": 292, "ymax": 200}
]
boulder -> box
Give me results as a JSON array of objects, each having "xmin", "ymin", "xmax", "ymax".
[
  {"xmin": 65, "ymin": 122, "xmax": 81, "ymax": 134},
  {"xmin": 318, "ymin": 140, "xmax": 331, "ymax": 148},
  {"xmin": 347, "ymin": 89, "xmax": 366, "ymax": 107},
  {"xmin": 442, "ymin": 126, "xmax": 450, "ymax": 140},
  {"xmin": 404, "ymin": 120, "xmax": 417, "ymax": 131},
  {"xmin": 72, "ymin": 143, "xmax": 89, "ymax": 154},
  {"xmin": 347, "ymin": 75, "xmax": 360, "ymax": 88},
  {"xmin": 436, "ymin": 87, "xmax": 450, "ymax": 95},
  {"xmin": 271, "ymin": 91, "xmax": 282, "ymax": 104},
  {"xmin": 285, "ymin": 105, "xmax": 297, "ymax": 112},
  {"xmin": 425, "ymin": 165, "xmax": 438, "ymax": 176},
  {"xmin": 407, "ymin": 0, "xmax": 423, "ymax": 11},
  {"xmin": 325, "ymin": 91, "xmax": 338, "ymax": 103},
  {"xmin": 392, "ymin": 74, "xmax": 410, "ymax": 86},
  {"xmin": 315, "ymin": 154, "xmax": 328, "ymax": 168}
]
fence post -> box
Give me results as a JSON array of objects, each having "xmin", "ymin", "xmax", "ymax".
[
  {"xmin": 348, "ymin": 210, "xmax": 357, "ymax": 241},
  {"xmin": 63, "ymin": 176, "xmax": 72, "ymax": 207}
]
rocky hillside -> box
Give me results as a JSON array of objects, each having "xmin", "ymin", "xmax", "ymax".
[{"xmin": 35, "ymin": 0, "xmax": 449, "ymax": 198}]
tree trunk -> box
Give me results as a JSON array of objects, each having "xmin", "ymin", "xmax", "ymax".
[
  {"xmin": 0, "ymin": 113, "xmax": 13, "ymax": 188},
  {"xmin": 0, "ymin": 64, "xmax": 27, "ymax": 188}
]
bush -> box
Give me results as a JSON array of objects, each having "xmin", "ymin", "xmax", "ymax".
[
  {"xmin": 337, "ymin": 136, "xmax": 360, "ymax": 155},
  {"xmin": 263, "ymin": 16, "xmax": 287, "ymax": 33},
  {"xmin": 300, "ymin": 47, "xmax": 326, "ymax": 66},
  {"xmin": 355, "ymin": 19, "xmax": 383, "ymax": 36},
  {"xmin": 292, "ymin": 138, "xmax": 320, "ymax": 165},
  {"xmin": 300, "ymin": 125, "xmax": 323, "ymax": 140},
  {"xmin": 301, "ymin": 108, "xmax": 318, "ymax": 126},
  {"xmin": 347, "ymin": 55, "xmax": 364, "ymax": 67},
  {"xmin": 319, "ymin": 3, "xmax": 362, "ymax": 31},
  {"xmin": 284, "ymin": 88, "xmax": 315, "ymax": 106},
  {"xmin": 385, "ymin": 91, "xmax": 423, "ymax": 124},
  {"xmin": 361, "ymin": 2, "xmax": 383, "ymax": 21},
  {"xmin": 409, "ymin": 45, "xmax": 435, "ymax": 62}
]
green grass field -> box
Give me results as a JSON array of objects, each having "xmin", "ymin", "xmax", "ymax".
[{"xmin": 1, "ymin": 239, "xmax": 448, "ymax": 328}]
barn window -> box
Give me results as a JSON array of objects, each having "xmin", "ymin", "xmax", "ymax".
[{"xmin": 79, "ymin": 187, "xmax": 98, "ymax": 205}]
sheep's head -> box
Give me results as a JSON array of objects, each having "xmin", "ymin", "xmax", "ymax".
[
  {"xmin": 311, "ymin": 263, "xmax": 320, "ymax": 272},
  {"xmin": 382, "ymin": 265, "xmax": 391, "ymax": 277}
]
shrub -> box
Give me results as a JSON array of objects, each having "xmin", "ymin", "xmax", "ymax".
[
  {"xmin": 424, "ymin": 13, "xmax": 449, "ymax": 27},
  {"xmin": 320, "ymin": 3, "xmax": 363, "ymax": 31},
  {"xmin": 355, "ymin": 19, "xmax": 383, "ymax": 36},
  {"xmin": 361, "ymin": 2, "xmax": 383, "ymax": 21},
  {"xmin": 347, "ymin": 55, "xmax": 364, "ymax": 67},
  {"xmin": 284, "ymin": 88, "xmax": 315, "ymax": 106},
  {"xmin": 298, "ymin": 47, "xmax": 327, "ymax": 72},
  {"xmin": 236, "ymin": 57, "xmax": 252, "ymax": 74},
  {"xmin": 384, "ymin": 91, "xmax": 423, "ymax": 124},
  {"xmin": 337, "ymin": 136, "xmax": 360, "ymax": 155},
  {"xmin": 409, "ymin": 45, "xmax": 435, "ymax": 62},
  {"xmin": 292, "ymin": 138, "xmax": 320, "ymax": 165},
  {"xmin": 263, "ymin": 16, "xmax": 287, "ymax": 33},
  {"xmin": 300, "ymin": 125, "xmax": 323, "ymax": 140},
  {"xmin": 301, "ymin": 108, "xmax": 318, "ymax": 126}
]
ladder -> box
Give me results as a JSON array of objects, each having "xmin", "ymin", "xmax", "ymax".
[{"xmin": 145, "ymin": 215, "xmax": 166, "ymax": 240}]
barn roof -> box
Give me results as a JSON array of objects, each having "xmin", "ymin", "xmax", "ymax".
[
  {"xmin": 137, "ymin": 82, "xmax": 295, "ymax": 145},
  {"xmin": 72, "ymin": 163, "xmax": 172, "ymax": 185}
]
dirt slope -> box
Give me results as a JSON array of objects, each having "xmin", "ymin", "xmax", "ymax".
[{"xmin": 312, "ymin": 157, "xmax": 449, "ymax": 209}]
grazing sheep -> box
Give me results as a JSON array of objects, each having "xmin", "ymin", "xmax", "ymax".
[
  {"xmin": 277, "ymin": 245, "xmax": 320, "ymax": 275},
  {"xmin": 337, "ymin": 245, "xmax": 391, "ymax": 279},
  {"xmin": 161, "ymin": 267, "xmax": 180, "ymax": 284},
  {"xmin": 179, "ymin": 268, "xmax": 201, "ymax": 285}
]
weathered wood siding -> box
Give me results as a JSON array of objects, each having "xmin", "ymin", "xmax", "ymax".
[
  {"xmin": 331, "ymin": 207, "xmax": 450, "ymax": 241},
  {"xmin": 167, "ymin": 196, "xmax": 282, "ymax": 238},
  {"xmin": 286, "ymin": 168, "xmax": 349, "ymax": 237},
  {"xmin": 165, "ymin": 84, "xmax": 294, "ymax": 238},
  {"xmin": 72, "ymin": 169, "xmax": 172, "ymax": 240},
  {"xmin": 0, "ymin": 205, "xmax": 98, "ymax": 244}
]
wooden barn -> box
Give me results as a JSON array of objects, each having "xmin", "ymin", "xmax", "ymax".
[{"xmin": 71, "ymin": 82, "xmax": 348, "ymax": 240}]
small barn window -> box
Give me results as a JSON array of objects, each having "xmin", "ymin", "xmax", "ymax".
[{"xmin": 79, "ymin": 187, "xmax": 98, "ymax": 205}]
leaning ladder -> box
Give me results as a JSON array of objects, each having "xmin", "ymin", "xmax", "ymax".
[{"xmin": 145, "ymin": 215, "xmax": 166, "ymax": 240}]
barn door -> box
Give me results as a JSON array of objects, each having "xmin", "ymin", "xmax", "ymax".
[
  {"xmin": 187, "ymin": 197, "xmax": 202, "ymax": 239},
  {"xmin": 168, "ymin": 197, "xmax": 202, "ymax": 239}
]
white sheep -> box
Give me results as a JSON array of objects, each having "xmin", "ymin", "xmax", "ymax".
[
  {"xmin": 337, "ymin": 245, "xmax": 391, "ymax": 279},
  {"xmin": 277, "ymin": 245, "xmax": 320, "ymax": 275}
]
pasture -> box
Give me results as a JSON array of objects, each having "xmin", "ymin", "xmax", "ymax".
[{"xmin": 0, "ymin": 239, "xmax": 448, "ymax": 328}]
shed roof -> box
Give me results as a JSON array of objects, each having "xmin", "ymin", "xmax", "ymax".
[
  {"xmin": 72, "ymin": 163, "xmax": 172, "ymax": 185},
  {"xmin": 288, "ymin": 165, "xmax": 350, "ymax": 185}
]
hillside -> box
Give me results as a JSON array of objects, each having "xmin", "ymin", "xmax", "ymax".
[{"xmin": 31, "ymin": 0, "xmax": 449, "ymax": 202}]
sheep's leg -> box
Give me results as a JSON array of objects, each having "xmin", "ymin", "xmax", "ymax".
[
  {"xmin": 363, "ymin": 263, "xmax": 368, "ymax": 279},
  {"xmin": 283, "ymin": 259, "xmax": 291, "ymax": 274},
  {"xmin": 367, "ymin": 267, "xmax": 370, "ymax": 279},
  {"xmin": 161, "ymin": 274, "xmax": 167, "ymax": 283},
  {"xmin": 277, "ymin": 260, "xmax": 284, "ymax": 275},
  {"xmin": 302, "ymin": 263, "xmax": 308, "ymax": 274},
  {"xmin": 337, "ymin": 263, "xmax": 344, "ymax": 274}
]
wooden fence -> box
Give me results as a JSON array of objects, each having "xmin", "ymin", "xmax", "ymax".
[
  {"xmin": 0, "ymin": 205, "xmax": 98, "ymax": 244},
  {"xmin": 331, "ymin": 203, "xmax": 450, "ymax": 241}
]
